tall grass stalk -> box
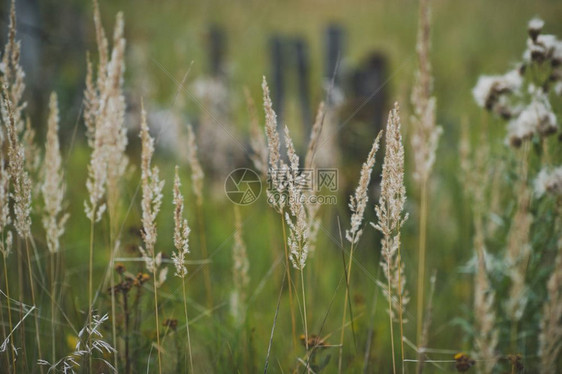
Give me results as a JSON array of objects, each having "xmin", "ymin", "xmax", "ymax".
[
  {"xmin": 338, "ymin": 241, "xmax": 356, "ymax": 373},
  {"xmin": 373, "ymin": 103, "xmax": 408, "ymax": 374},
  {"xmin": 280, "ymin": 213, "xmax": 297, "ymax": 348},
  {"xmin": 181, "ymin": 279, "xmax": 194, "ymax": 373},
  {"xmin": 24, "ymin": 238, "xmax": 43, "ymax": 374},
  {"xmin": 139, "ymin": 102, "xmax": 166, "ymax": 374},
  {"xmin": 410, "ymin": 0, "xmax": 442, "ymax": 357},
  {"xmin": 50, "ymin": 251, "xmax": 56, "ymax": 362},
  {"xmin": 416, "ymin": 180, "xmax": 428, "ymax": 345},
  {"xmin": 2, "ymin": 251, "xmax": 15, "ymax": 371},
  {"xmin": 300, "ymin": 268, "xmax": 309, "ymax": 367},
  {"xmin": 339, "ymin": 131, "xmax": 382, "ymax": 372},
  {"xmin": 172, "ymin": 166, "xmax": 194, "ymax": 373}
]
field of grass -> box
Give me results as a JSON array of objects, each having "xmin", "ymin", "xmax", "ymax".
[{"xmin": 1, "ymin": 0, "xmax": 562, "ymax": 373}]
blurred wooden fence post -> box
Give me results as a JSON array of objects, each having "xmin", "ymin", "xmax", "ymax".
[
  {"xmin": 294, "ymin": 38, "xmax": 311, "ymax": 130},
  {"xmin": 208, "ymin": 24, "xmax": 226, "ymax": 77},
  {"xmin": 349, "ymin": 53, "xmax": 387, "ymax": 132},
  {"xmin": 270, "ymin": 35, "xmax": 285, "ymax": 126},
  {"xmin": 324, "ymin": 23, "xmax": 344, "ymax": 106}
]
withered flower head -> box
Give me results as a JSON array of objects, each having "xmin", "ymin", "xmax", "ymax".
[
  {"xmin": 163, "ymin": 318, "xmax": 178, "ymax": 331},
  {"xmin": 115, "ymin": 263, "xmax": 126, "ymax": 274},
  {"xmin": 454, "ymin": 352, "xmax": 475, "ymax": 372}
]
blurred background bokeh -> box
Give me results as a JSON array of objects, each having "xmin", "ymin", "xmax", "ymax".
[{"xmin": 3, "ymin": 0, "xmax": 562, "ymax": 371}]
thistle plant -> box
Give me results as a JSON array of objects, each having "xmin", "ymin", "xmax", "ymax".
[{"xmin": 472, "ymin": 17, "xmax": 562, "ymax": 148}]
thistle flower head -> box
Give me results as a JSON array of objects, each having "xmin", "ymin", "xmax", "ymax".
[{"xmin": 534, "ymin": 167, "xmax": 562, "ymax": 198}]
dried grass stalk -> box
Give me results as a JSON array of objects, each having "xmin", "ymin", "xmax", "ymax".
[
  {"xmin": 4, "ymin": 95, "xmax": 31, "ymax": 238},
  {"xmin": 186, "ymin": 124, "xmax": 204, "ymax": 207},
  {"xmin": 304, "ymin": 102, "xmax": 326, "ymax": 170},
  {"xmin": 410, "ymin": 0, "xmax": 442, "ymax": 183},
  {"xmin": 346, "ymin": 131, "xmax": 382, "ymax": 244},
  {"xmin": 41, "ymin": 93, "xmax": 69, "ymax": 254},
  {"xmin": 139, "ymin": 103, "xmax": 167, "ymax": 287},
  {"xmin": 83, "ymin": 4, "xmax": 127, "ymax": 224},
  {"xmin": 373, "ymin": 103, "xmax": 409, "ymax": 320},
  {"xmin": 231, "ymin": 206, "xmax": 249, "ymax": 325},
  {"xmin": 172, "ymin": 166, "xmax": 190, "ymax": 279}
]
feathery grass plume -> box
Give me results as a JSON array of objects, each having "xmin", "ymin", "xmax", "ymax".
[
  {"xmin": 83, "ymin": 4, "xmax": 128, "ymax": 224},
  {"xmin": 0, "ymin": 0, "xmax": 26, "ymax": 141},
  {"xmin": 245, "ymin": 87, "xmax": 268, "ymax": 177},
  {"xmin": 304, "ymin": 102, "xmax": 326, "ymax": 170},
  {"xmin": 83, "ymin": 100, "xmax": 107, "ymax": 223},
  {"xmin": 262, "ymin": 76, "xmax": 289, "ymax": 214},
  {"xmin": 186, "ymin": 124, "xmax": 204, "ymax": 207},
  {"xmin": 41, "ymin": 93, "xmax": 69, "ymax": 254},
  {"xmin": 0, "ymin": 158, "xmax": 11, "ymax": 256},
  {"xmin": 139, "ymin": 103, "xmax": 167, "ymax": 286},
  {"xmin": 38, "ymin": 314, "xmax": 116, "ymax": 373},
  {"xmin": 103, "ymin": 12, "xmax": 128, "ymax": 224},
  {"xmin": 410, "ymin": 0, "xmax": 442, "ymax": 184},
  {"xmin": 284, "ymin": 125, "xmax": 315, "ymax": 270},
  {"xmin": 539, "ymin": 237, "xmax": 562, "ymax": 374},
  {"xmin": 371, "ymin": 103, "xmax": 408, "ymax": 374},
  {"xmin": 172, "ymin": 166, "xmax": 190, "ymax": 279},
  {"xmin": 372, "ymin": 103, "xmax": 409, "ymax": 319},
  {"xmin": 4, "ymin": 95, "xmax": 32, "ymax": 238},
  {"xmin": 0, "ymin": 1, "xmax": 39, "ymax": 175},
  {"xmin": 171, "ymin": 166, "xmax": 194, "ymax": 372},
  {"xmin": 346, "ymin": 131, "xmax": 382, "ymax": 244},
  {"xmin": 231, "ymin": 206, "xmax": 249, "ymax": 325}
]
